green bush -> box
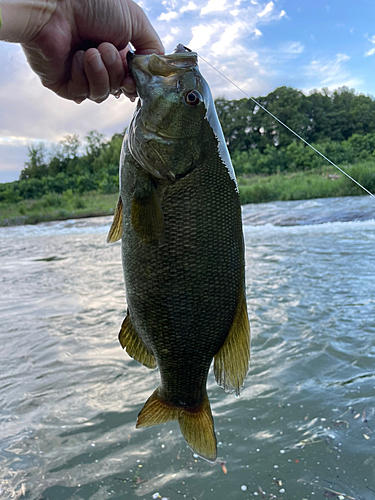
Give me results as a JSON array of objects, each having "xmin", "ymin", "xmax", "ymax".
[
  {"xmin": 74, "ymin": 197, "xmax": 86, "ymax": 209},
  {"xmin": 42, "ymin": 193, "xmax": 62, "ymax": 208}
]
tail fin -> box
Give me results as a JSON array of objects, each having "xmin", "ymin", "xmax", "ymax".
[
  {"xmin": 136, "ymin": 388, "xmax": 217, "ymax": 462},
  {"xmin": 178, "ymin": 394, "xmax": 217, "ymax": 462}
]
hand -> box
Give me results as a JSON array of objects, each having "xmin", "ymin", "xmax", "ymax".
[{"xmin": 19, "ymin": 0, "xmax": 164, "ymax": 103}]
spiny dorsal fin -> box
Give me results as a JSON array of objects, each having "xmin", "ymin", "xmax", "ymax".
[
  {"xmin": 214, "ymin": 292, "xmax": 250, "ymax": 395},
  {"xmin": 107, "ymin": 197, "xmax": 123, "ymax": 243},
  {"xmin": 119, "ymin": 312, "xmax": 157, "ymax": 369},
  {"xmin": 131, "ymin": 184, "xmax": 165, "ymax": 245},
  {"xmin": 136, "ymin": 388, "xmax": 217, "ymax": 462}
]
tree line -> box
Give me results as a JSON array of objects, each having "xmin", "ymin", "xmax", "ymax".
[
  {"xmin": 1, "ymin": 85, "xmax": 375, "ymax": 203},
  {"xmin": 0, "ymin": 130, "xmax": 123, "ymax": 203}
]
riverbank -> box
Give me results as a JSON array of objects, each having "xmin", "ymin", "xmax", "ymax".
[
  {"xmin": 0, "ymin": 167, "xmax": 372, "ymax": 227},
  {"xmin": 238, "ymin": 164, "xmax": 372, "ymax": 204},
  {"xmin": 0, "ymin": 192, "xmax": 118, "ymax": 227}
]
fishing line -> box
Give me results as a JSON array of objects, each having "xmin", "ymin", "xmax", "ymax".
[{"xmin": 198, "ymin": 54, "xmax": 375, "ymax": 200}]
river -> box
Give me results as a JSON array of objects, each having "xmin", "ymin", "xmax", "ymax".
[{"xmin": 1, "ymin": 195, "xmax": 374, "ymax": 500}]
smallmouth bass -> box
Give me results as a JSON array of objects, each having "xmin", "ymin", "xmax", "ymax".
[{"xmin": 108, "ymin": 44, "xmax": 250, "ymax": 462}]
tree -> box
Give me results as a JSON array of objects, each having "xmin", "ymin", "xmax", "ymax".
[
  {"xmin": 61, "ymin": 134, "xmax": 80, "ymax": 159},
  {"xmin": 19, "ymin": 143, "xmax": 48, "ymax": 180},
  {"xmin": 85, "ymin": 130, "xmax": 107, "ymax": 165}
]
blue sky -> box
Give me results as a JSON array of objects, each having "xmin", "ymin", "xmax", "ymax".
[{"xmin": 1, "ymin": 0, "xmax": 375, "ymax": 183}]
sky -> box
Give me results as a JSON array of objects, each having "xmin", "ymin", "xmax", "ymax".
[{"xmin": 1, "ymin": 0, "xmax": 375, "ymax": 183}]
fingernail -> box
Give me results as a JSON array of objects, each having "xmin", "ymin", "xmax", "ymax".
[
  {"xmin": 87, "ymin": 53, "xmax": 104, "ymax": 72},
  {"xmin": 102, "ymin": 48, "xmax": 116, "ymax": 66}
]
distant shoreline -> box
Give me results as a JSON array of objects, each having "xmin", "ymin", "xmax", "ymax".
[
  {"xmin": 0, "ymin": 192, "xmax": 118, "ymax": 228},
  {"xmin": 0, "ymin": 169, "xmax": 370, "ymax": 228},
  {"xmin": 0, "ymin": 210, "xmax": 114, "ymax": 228}
]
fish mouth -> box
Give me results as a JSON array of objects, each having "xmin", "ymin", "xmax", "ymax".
[
  {"xmin": 140, "ymin": 119, "xmax": 187, "ymax": 141},
  {"xmin": 127, "ymin": 45, "xmax": 198, "ymax": 79}
]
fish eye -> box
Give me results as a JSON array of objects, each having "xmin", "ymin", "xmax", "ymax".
[{"xmin": 185, "ymin": 90, "xmax": 202, "ymax": 107}]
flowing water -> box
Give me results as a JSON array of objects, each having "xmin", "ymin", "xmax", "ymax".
[{"xmin": 1, "ymin": 195, "xmax": 375, "ymax": 500}]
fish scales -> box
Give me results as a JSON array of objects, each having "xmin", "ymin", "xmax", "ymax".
[{"xmin": 108, "ymin": 45, "xmax": 250, "ymax": 461}]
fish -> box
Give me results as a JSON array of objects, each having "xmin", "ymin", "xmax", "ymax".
[{"xmin": 107, "ymin": 44, "xmax": 250, "ymax": 462}]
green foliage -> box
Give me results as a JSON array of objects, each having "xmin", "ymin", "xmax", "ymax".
[
  {"xmin": 19, "ymin": 143, "xmax": 48, "ymax": 180},
  {"xmin": 0, "ymin": 129, "xmax": 125, "ymax": 202},
  {"xmin": 216, "ymin": 85, "xmax": 375, "ymax": 154},
  {"xmin": 238, "ymin": 171, "xmax": 352, "ymax": 204},
  {"xmin": 0, "ymin": 192, "xmax": 119, "ymax": 227},
  {"xmin": 85, "ymin": 130, "xmax": 106, "ymax": 161},
  {"xmin": 341, "ymin": 161, "xmax": 375, "ymax": 195},
  {"xmin": 2, "ymin": 85, "xmax": 375, "ymax": 210},
  {"xmin": 42, "ymin": 193, "xmax": 62, "ymax": 208}
]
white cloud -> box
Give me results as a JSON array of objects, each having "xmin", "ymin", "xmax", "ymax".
[
  {"xmin": 364, "ymin": 34, "xmax": 375, "ymax": 57},
  {"xmin": 162, "ymin": 34, "xmax": 175, "ymax": 48},
  {"xmin": 211, "ymin": 22, "xmax": 245, "ymax": 55},
  {"xmin": 158, "ymin": 11, "xmax": 179, "ymax": 21},
  {"xmin": 0, "ymin": 0, "xmax": 322, "ymax": 182},
  {"xmin": 200, "ymin": 0, "xmax": 227, "ymax": 16},
  {"xmin": 188, "ymin": 24, "xmax": 218, "ymax": 50},
  {"xmin": 0, "ymin": 46, "xmax": 135, "ymax": 181},
  {"xmin": 180, "ymin": 2, "xmax": 197, "ymax": 13},
  {"xmin": 257, "ymin": 1, "xmax": 274, "ymax": 18},
  {"xmin": 304, "ymin": 53, "xmax": 361, "ymax": 90},
  {"xmin": 161, "ymin": 0, "xmax": 179, "ymax": 7},
  {"xmin": 151, "ymin": 0, "xmax": 297, "ymax": 100},
  {"xmin": 281, "ymin": 41, "xmax": 304, "ymax": 55},
  {"xmin": 0, "ymin": 140, "xmax": 29, "ymax": 182}
]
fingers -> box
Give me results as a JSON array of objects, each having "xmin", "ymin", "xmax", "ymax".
[
  {"xmin": 60, "ymin": 43, "xmax": 135, "ymax": 104},
  {"xmin": 68, "ymin": 50, "xmax": 89, "ymax": 104},
  {"xmin": 127, "ymin": 1, "xmax": 164, "ymax": 55},
  {"xmin": 82, "ymin": 43, "xmax": 124, "ymax": 103}
]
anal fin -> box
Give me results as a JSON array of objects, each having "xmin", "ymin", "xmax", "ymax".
[
  {"xmin": 214, "ymin": 292, "xmax": 250, "ymax": 395},
  {"xmin": 107, "ymin": 197, "xmax": 123, "ymax": 243},
  {"xmin": 119, "ymin": 312, "xmax": 157, "ymax": 369},
  {"xmin": 136, "ymin": 388, "xmax": 217, "ymax": 462}
]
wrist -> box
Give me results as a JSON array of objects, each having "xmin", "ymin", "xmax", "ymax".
[{"xmin": 0, "ymin": 0, "xmax": 57, "ymax": 43}]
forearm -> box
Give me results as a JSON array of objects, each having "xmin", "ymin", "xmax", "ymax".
[{"xmin": 0, "ymin": 0, "xmax": 57, "ymax": 43}]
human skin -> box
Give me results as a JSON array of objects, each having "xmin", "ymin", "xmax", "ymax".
[{"xmin": 0, "ymin": 0, "xmax": 164, "ymax": 103}]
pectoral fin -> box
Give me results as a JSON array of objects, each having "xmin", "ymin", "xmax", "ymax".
[
  {"xmin": 131, "ymin": 184, "xmax": 165, "ymax": 245},
  {"xmin": 119, "ymin": 312, "xmax": 157, "ymax": 369},
  {"xmin": 107, "ymin": 197, "xmax": 123, "ymax": 243},
  {"xmin": 214, "ymin": 292, "xmax": 250, "ymax": 395},
  {"xmin": 137, "ymin": 388, "xmax": 217, "ymax": 462}
]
